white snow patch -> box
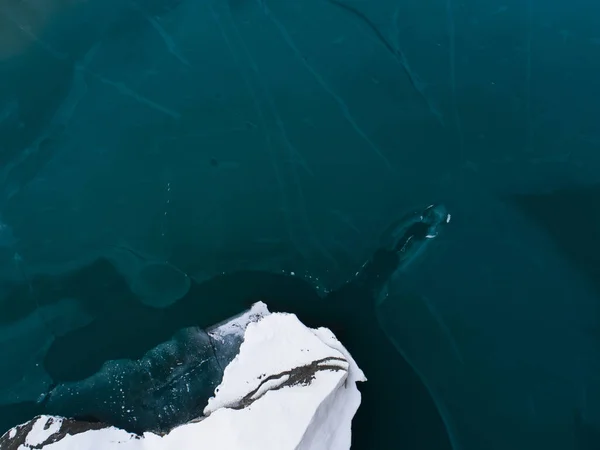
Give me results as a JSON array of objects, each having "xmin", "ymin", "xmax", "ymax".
[
  {"xmin": 1, "ymin": 304, "xmax": 365, "ymax": 450},
  {"xmin": 204, "ymin": 312, "xmax": 348, "ymax": 414},
  {"xmin": 25, "ymin": 416, "xmax": 63, "ymax": 446}
]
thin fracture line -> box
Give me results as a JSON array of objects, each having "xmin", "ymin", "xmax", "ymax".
[
  {"xmin": 146, "ymin": 16, "xmax": 191, "ymax": 67},
  {"xmin": 525, "ymin": 0, "xmax": 534, "ymax": 152},
  {"xmin": 207, "ymin": 3, "xmax": 309, "ymax": 262},
  {"xmin": 216, "ymin": 3, "xmax": 340, "ymax": 268},
  {"xmin": 207, "ymin": 5, "xmax": 286, "ymax": 198},
  {"xmin": 327, "ymin": 0, "xmax": 444, "ymax": 127},
  {"xmin": 446, "ymin": 0, "xmax": 464, "ymax": 160},
  {"xmin": 259, "ymin": 1, "xmax": 395, "ymax": 172},
  {"xmin": 78, "ymin": 67, "xmax": 181, "ymax": 119}
]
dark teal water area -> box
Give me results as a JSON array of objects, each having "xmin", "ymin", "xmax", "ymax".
[{"xmin": 1, "ymin": 0, "xmax": 600, "ymax": 449}]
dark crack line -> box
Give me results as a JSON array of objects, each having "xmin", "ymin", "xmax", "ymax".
[
  {"xmin": 229, "ymin": 356, "xmax": 347, "ymax": 410},
  {"xmin": 207, "ymin": 335, "xmax": 224, "ymax": 374},
  {"xmin": 325, "ymin": 0, "xmax": 440, "ymax": 124}
]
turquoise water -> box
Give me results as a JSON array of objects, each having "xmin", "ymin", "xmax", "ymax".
[{"xmin": 1, "ymin": 0, "xmax": 600, "ymax": 448}]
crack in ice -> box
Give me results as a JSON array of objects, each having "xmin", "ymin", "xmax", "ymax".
[
  {"xmin": 78, "ymin": 67, "xmax": 181, "ymax": 119},
  {"xmin": 328, "ymin": 0, "xmax": 444, "ymax": 128},
  {"xmin": 258, "ymin": 0, "xmax": 396, "ymax": 172},
  {"xmin": 146, "ymin": 16, "xmax": 191, "ymax": 67},
  {"xmin": 209, "ymin": 2, "xmax": 340, "ymax": 269},
  {"xmin": 446, "ymin": 0, "xmax": 464, "ymax": 160}
]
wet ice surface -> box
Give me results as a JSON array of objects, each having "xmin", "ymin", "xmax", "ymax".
[
  {"xmin": 44, "ymin": 303, "xmax": 269, "ymax": 434},
  {"xmin": 0, "ymin": 0, "xmax": 600, "ymax": 449},
  {"xmin": 46, "ymin": 327, "xmax": 220, "ymax": 433}
]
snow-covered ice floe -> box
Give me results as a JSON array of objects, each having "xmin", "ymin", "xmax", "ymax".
[{"xmin": 0, "ymin": 302, "xmax": 366, "ymax": 450}]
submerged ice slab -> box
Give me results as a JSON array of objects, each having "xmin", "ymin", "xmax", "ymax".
[
  {"xmin": 43, "ymin": 302, "xmax": 271, "ymax": 434},
  {"xmin": 1, "ymin": 303, "xmax": 365, "ymax": 450}
]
